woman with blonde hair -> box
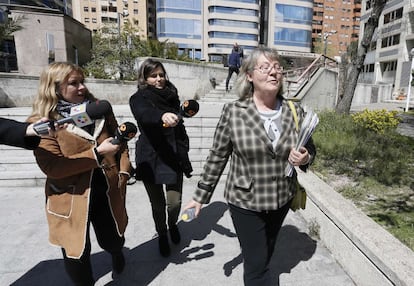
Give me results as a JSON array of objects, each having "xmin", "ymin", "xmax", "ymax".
[{"xmin": 28, "ymin": 62, "xmax": 133, "ymax": 285}]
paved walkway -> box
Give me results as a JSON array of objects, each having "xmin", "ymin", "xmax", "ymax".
[{"xmin": 0, "ymin": 179, "xmax": 355, "ymax": 286}]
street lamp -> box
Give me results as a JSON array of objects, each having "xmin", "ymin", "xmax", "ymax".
[
  {"xmin": 405, "ymin": 48, "xmax": 414, "ymax": 112},
  {"xmin": 323, "ymin": 30, "xmax": 337, "ymax": 64},
  {"xmin": 117, "ymin": 11, "xmax": 129, "ymax": 36},
  {"xmin": 117, "ymin": 11, "xmax": 129, "ymax": 79}
]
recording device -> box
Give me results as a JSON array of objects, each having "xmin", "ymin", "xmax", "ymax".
[
  {"xmin": 111, "ymin": 122, "xmax": 138, "ymax": 145},
  {"xmin": 33, "ymin": 100, "xmax": 112, "ymax": 135},
  {"xmin": 163, "ymin": 99, "xmax": 199, "ymax": 127}
]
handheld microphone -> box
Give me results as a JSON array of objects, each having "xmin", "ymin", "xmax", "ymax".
[
  {"xmin": 33, "ymin": 100, "xmax": 112, "ymax": 135},
  {"xmin": 180, "ymin": 99, "xmax": 199, "ymax": 118},
  {"xmin": 163, "ymin": 99, "xmax": 199, "ymax": 127},
  {"xmin": 111, "ymin": 122, "xmax": 138, "ymax": 145}
]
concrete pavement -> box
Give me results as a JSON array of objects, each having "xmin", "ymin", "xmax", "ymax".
[{"xmin": 0, "ymin": 179, "xmax": 355, "ymax": 286}]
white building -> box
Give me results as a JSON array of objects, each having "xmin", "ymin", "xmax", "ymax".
[{"xmin": 359, "ymin": 0, "xmax": 414, "ymax": 97}]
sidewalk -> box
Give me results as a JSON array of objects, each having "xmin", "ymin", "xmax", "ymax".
[{"xmin": 0, "ymin": 179, "xmax": 355, "ymax": 286}]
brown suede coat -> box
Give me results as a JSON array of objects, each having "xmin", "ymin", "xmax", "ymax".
[{"xmin": 32, "ymin": 114, "xmax": 132, "ymax": 258}]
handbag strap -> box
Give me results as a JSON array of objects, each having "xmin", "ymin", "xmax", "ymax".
[{"xmin": 287, "ymin": 100, "xmax": 299, "ymax": 132}]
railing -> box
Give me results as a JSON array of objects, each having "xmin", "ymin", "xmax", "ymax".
[{"xmin": 284, "ymin": 54, "xmax": 338, "ymax": 98}]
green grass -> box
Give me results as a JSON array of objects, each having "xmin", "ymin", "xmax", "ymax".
[{"xmin": 311, "ymin": 111, "xmax": 414, "ymax": 250}]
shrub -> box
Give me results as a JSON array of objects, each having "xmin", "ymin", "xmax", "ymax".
[{"xmin": 351, "ymin": 109, "xmax": 400, "ymax": 134}]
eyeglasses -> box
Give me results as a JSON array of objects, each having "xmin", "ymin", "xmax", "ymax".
[{"xmin": 254, "ymin": 63, "xmax": 283, "ymax": 74}]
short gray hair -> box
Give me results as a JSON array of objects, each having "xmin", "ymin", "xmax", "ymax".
[{"xmin": 234, "ymin": 46, "xmax": 283, "ymax": 100}]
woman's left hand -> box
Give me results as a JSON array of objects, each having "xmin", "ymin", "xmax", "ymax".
[{"xmin": 288, "ymin": 147, "xmax": 310, "ymax": 166}]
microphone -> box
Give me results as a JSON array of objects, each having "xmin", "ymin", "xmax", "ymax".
[
  {"xmin": 33, "ymin": 100, "xmax": 112, "ymax": 135},
  {"xmin": 180, "ymin": 99, "xmax": 199, "ymax": 118},
  {"xmin": 163, "ymin": 99, "xmax": 199, "ymax": 127},
  {"xmin": 111, "ymin": 122, "xmax": 138, "ymax": 145}
]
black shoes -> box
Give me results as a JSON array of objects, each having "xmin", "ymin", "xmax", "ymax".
[
  {"xmin": 169, "ymin": 225, "xmax": 181, "ymax": 244},
  {"xmin": 112, "ymin": 251, "xmax": 125, "ymax": 274},
  {"xmin": 158, "ymin": 234, "xmax": 171, "ymax": 257}
]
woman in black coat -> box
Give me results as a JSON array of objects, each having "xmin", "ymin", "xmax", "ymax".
[{"xmin": 129, "ymin": 58, "xmax": 192, "ymax": 257}]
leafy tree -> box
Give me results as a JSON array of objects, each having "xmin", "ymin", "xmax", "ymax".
[
  {"xmin": 0, "ymin": 15, "xmax": 24, "ymax": 45},
  {"xmin": 84, "ymin": 21, "xmax": 187, "ymax": 80}
]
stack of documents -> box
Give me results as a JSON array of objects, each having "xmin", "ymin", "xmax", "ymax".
[{"xmin": 285, "ymin": 109, "xmax": 319, "ymax": 177}]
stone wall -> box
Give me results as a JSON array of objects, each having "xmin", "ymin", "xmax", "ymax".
[{"xmin": 0, "ymin": 59, "xmax": 228, "ymax": 107}]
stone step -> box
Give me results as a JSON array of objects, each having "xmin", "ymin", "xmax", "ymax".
[{"xmin": 0, "ymin": 100, "xmax": 228, "ymax": 186}]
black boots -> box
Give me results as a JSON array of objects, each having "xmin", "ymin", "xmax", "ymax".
[
  {"xmin": 169, "ymin": 225, "xmax": 181, "ymax": 244},
  {"xmin": 112, "ymin": 251, "xmax": 125, "ymax": 274},
  {"xmin": 158, "ymin": 225, "xmax": 181, "ymax": 257},
  {"xmin": 158, "ymin": 234, "xmax": 171, "ymax": 257}
]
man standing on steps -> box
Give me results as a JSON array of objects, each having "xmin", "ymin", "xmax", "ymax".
[{"xmin": 225, "ymin": 43, "xmax": 242, "ymax": 92}]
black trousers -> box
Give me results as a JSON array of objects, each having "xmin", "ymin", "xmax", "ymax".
[
  {"xmin": 226, "ymin": 66, "xmax": 240, "ymax": 90},
  {"xmin": 143, "ymin": 174, "xmax": 183, "ymax": 236},
  {"xmin": 62, "ymin": 169, "xmax": 125, "ymax": 286},
  {"xmin": 229, "ymin": 202, "xmax": 291, "ymax": 286}
]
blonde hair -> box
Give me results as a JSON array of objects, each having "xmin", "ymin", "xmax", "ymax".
[
  {"xmin": 234, "ymin": 46, "xmax": 283, "ymax": 100},
  {"xmin": 29, "ymin": 62, "xmax": 96, "ymax": 121}
]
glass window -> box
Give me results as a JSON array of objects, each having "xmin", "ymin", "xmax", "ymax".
[
  {"xmin": 208, "ymin": 31, "xmax": 258, "ymax": 41},
  {"xmin": 157, "ymin": 0, "xmax": 201, "ymax": 14},
  {"xmin": 157, "ymin": 18, "xmax": 201, "ymax": 39},
  {"xmin": 208, "ymin": 19, "xmax": 258, "ymax": 29},
  {"xmin": 274, "ymin": 27, "xmax": 312, "ymax": 48},
  {"xmin": 208, "ymin": 6, "xmax": 258, "ymax": 16},
  {"xmin": 275, "ymin": 4, "xmax": 313, "ymax": 25}
]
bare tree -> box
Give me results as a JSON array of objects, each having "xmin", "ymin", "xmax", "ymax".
[{"xmin": 336, "ymin": 0, "xmax": 386, "ymax": 114}]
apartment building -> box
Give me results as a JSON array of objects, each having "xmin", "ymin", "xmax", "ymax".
[
  {"xmin": 312, "ymin": 0, "xmax": 361, "ymax": 57},
  {"xmin": 359, "ymin": 0, "xmax": 414, "ymax": 95},
  {"xmin": 71, "ymin": 0, "xmax": 150, "ymax": 38}
]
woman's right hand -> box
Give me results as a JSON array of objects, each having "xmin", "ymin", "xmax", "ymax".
[
  {"xmin": 162, "ymin": 112, "xmax": 180, "ymax": 127},
  {"xmin": 183, "ymin": 199, "xmax": 203, "ymax": 217},
  {"xmin": 96, "ymin": 137, "xmax": 120, "ymax": 156}
]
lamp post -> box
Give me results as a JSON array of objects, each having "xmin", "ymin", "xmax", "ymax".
[
  {"xmin": 323, "ymin": 30, "xmax": 337, "ymax": 65},
  {"xmin": 405, "ymin": 48, "xmax": 414, "ymax": 112},
  {"xmin": 117, "ymin": 11, "xmax": 129, "ymax": 79}
]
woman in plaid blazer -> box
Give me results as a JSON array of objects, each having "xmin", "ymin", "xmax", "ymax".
[{"xmin": 184, "ymin": 46, "xmax": 316, "ymax": 285}]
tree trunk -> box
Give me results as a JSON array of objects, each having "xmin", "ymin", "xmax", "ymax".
[{"xmin": 336, "ymin": 0, "xmax": 386, "ymax": 114}]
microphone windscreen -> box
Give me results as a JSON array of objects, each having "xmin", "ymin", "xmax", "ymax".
[
  {"xmin": 181, "ymin": 100, "xmax": 199, "ymax": 118},
  {"xmin": 86, "ymin": 100, "xmax": 113, "ymax": 119},
  {"xmin": 111, "ymin": 121, "xmax": 138, "ymax": 144}
]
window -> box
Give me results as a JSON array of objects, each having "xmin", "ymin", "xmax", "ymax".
[
  {"xmin": 275, "ymin": 4, "xmax": 313, "ymax": 25},
  {"xmin": 274, "ymin": 27, "xmax": 312, "ymax": 48},
  {"xmin": 383, "ymin": 7, "xmax": 403, "ymax": 24},
  {"xmin": 84, "ymin": 7, "xmax": 89, "ymax": 12},
  {"xmin": 381, "ymin": 34, "xmax": 400, "ymax": 48},
  {"xmin": 91, "ymin": 7, "xmax": 96, "ymax": 12},
  {"xmin": 85, "ymin": 17, "xmax": 90, "ymax": 22}
]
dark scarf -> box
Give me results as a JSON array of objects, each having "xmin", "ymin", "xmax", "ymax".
[{"xmin": 145, "ymin": 85, "xmax": 180, "ymax": 113}]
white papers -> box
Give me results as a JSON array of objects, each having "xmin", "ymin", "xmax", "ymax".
[{"xmin": 285, "ymin": 109, "xmax": 319, "ymax": 177}]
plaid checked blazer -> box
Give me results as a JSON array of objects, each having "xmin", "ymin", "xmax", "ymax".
[{"xmin": 193, "ymin": 97, "xmax": 316, "ymax": 211}]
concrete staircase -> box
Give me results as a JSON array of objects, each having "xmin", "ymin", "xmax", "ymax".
[{"xmin": 0, "ymin": 87, "xmax": 235, "ymax": 187}]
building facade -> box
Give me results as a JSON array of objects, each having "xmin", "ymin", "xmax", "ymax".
[
  {"xmin": 311, "ymin": 0, "xmax": 361, "ymax": 58},
  {"xmin": 71, "ymin": 0, "xmax": 149, "ymax": 38},
  {"xmin": 359, "ymin": 0, "xmax": 414, "ymax": 95},
  {"xmin": 0, "ymin": 1, "xmax": 91, "ymax": 74}
]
